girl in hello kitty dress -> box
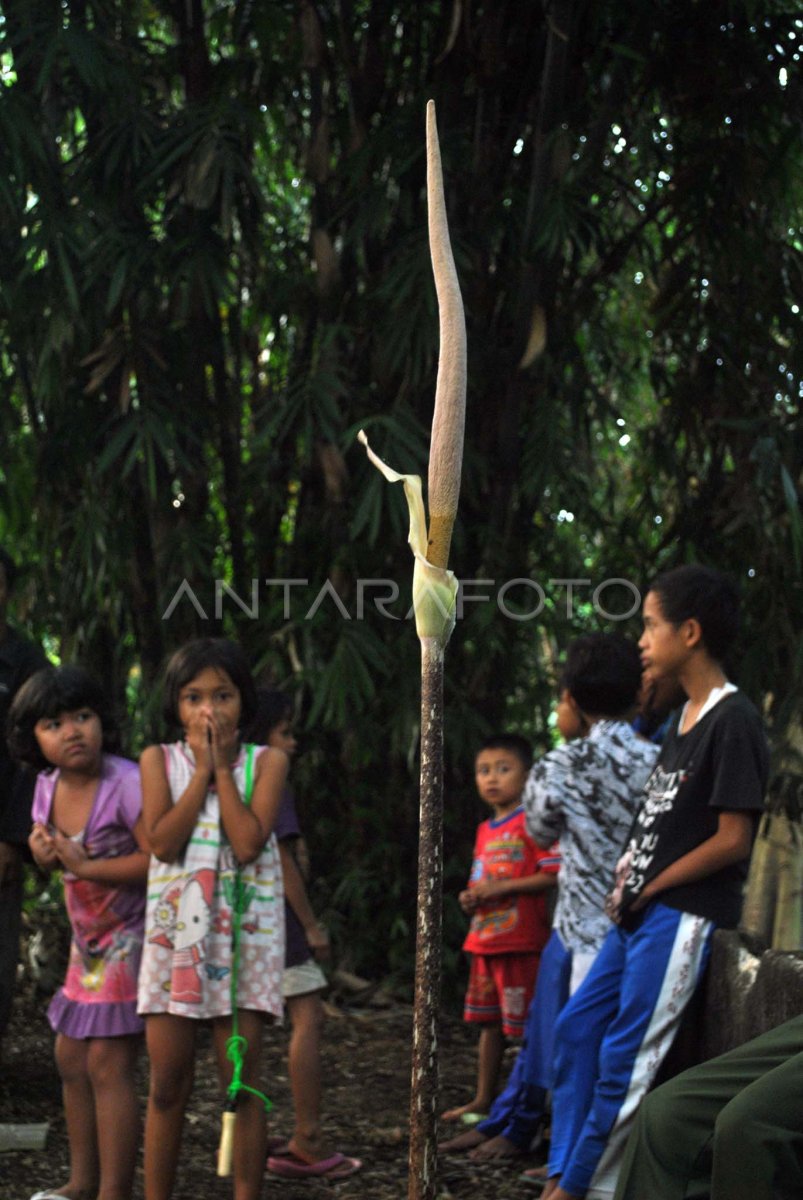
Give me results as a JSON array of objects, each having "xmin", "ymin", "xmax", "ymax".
[{"xmin": 137, "ymin": 639, "xmax": 287, "ymax": 1200}]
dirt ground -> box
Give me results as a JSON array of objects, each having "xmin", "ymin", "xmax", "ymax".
[{"xmin": 0, "ymin": 979, "xmax": 549, "ymax": 1200}]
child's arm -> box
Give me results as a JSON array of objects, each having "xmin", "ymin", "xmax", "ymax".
[
  {"xmin": 459, "ymin": 836, "xmax": 483, "ymax": 913},
  {"xmin": 469, "ymin": 871, "xmax": 558, "ymax": 903},
  {"xmin": 52, "ymin": 817, "xmax": 150, "ymax": 884},
  {"xmin": 294, "ymin": 834, "xmax": 311, "ymax": 881},
  {"xmin": 278, "ymin": 840, "xmax": 330, "ymax": 960},
  {"xmin": 523, "ymin": 753, "xmax": 569, "ymax": 847},
  {"xmin": 629, "ymin": 810, "xmax": 754, "ymax": 913},
  {"xmin": 29, "ymin": 822, "xmax": 60, "ymax": 872},
  {"xmin": 217, "ymin": 746, "xmax": 288, "ymax": 864},
  {"xmin": 141, "ymin": 743, "xmax": 209, "ymax": 862}
]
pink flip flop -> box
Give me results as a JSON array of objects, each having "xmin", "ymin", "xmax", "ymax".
[{"xmin": 267, "ymin": 1151, "xmax": 362, "ymax": 1179}]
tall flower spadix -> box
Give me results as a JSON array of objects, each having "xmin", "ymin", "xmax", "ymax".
[{"xmin": 358, "ymin": 99, "xmax": 466, "ymax": 650}]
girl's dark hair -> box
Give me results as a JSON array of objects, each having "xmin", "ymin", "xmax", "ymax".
[
  {"xmin": 560, "ymin": 633, "xmax": 642, "ymax": 718},
  {"xmin": 650, "ymin": 565, "xmax": 739, "ymax": 663},
  {"xmin": 161, "ymin": 638, "xmax": 257, "ymax": 731},
  {"xmin": 7, "ymin": 665, "xmax": 119, "ymax": 771},
  {"xmin": 243, "ymin": 688, "xmax": 293, "ymax": 745},
  {"xmin": 478, "ymin": 733, "xmax": 534, "ymax": 771}
]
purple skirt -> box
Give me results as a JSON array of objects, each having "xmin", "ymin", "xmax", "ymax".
[{"xmin": 48, "ymin": 990, "xmax": 144, "ymax": 1039}]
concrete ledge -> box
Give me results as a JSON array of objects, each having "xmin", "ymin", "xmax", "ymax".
[{"xmin": 703, "ymin": 928, "xmax": 803, "ymax": 1058}]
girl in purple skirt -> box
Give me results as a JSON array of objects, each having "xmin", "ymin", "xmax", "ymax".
[{"xmin": 9, "ymin": 665, "xmax": 148, "ymax": 1200}]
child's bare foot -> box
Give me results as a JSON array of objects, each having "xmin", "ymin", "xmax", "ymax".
[
  {"xmin": 469, "ymin": 1133, "xmax": 525, "ymax": 1160},
  {"xmin": 438, "ymin": 1128, "xmax": 487, "ymax": 1153},
  {"xmin": 286, "ymin": 1133, "xmax": 337, "ymax": 1163},
  {"xmin": 537, "ymin": 1179, "xmax": 579, "ymax": 1200},
  {"xmin": 440, "ymin": 1099, "xmax": 489, "ymax": 1122},
  {"xmin": 520, "ymin": 1169, "xmax": 557, "ymax": 1193}
]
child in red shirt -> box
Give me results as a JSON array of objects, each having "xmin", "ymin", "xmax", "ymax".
[{"xmin": 443, "ymin": 734, "xmax": 560, "ymax": 1122}]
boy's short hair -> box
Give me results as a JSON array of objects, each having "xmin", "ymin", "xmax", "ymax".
[
  {"xmin": 0, "ymin": 546, "xmax": 17, "ymax": 591},
  {"xmin": 477, "ymin": 733, "xmax": 534, "ymax": 771},
  {"xmin": 7, "ymin": 665, "xmax": 119, "ymax": 770},
  {"xmin": 560, "ymin": 633, "xmax": 642, "ymax": 718},
  {"xmin": 650, "ymin": 564, "xmax": 739, "ymax": 663},
  {"xmin": 161, "ymin": 638, "xmax": 258, "ymax": 731}
]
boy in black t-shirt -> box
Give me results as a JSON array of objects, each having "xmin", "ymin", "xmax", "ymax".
[{"xmin": 540, "ymin": 566, "xmax": 769, "ymax": 1200}]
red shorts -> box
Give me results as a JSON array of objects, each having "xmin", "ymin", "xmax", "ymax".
[{"xmin": 463, "ymin": 951, "xmax": 539, "ymax": 1038}]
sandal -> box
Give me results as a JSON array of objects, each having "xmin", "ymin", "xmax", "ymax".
[{"xmin": 267, "ymin": 1151, "xmax": 362, "ymax": 1179}]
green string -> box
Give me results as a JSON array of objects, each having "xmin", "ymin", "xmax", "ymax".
[{"xmin": 224, "ymin": 743, "xmax": 272, "ymax": 1114}]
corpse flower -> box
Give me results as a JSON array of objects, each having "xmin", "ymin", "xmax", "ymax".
[{"xmin": 357, "ymin": 99, "xmax": 466, "ymax": 1200}]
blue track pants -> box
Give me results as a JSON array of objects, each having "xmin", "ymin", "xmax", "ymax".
[
  {"xmin": 477, "ymin": 929, "xmax": 573, "ymax": 1148},
  {"xmin": 548, "ymin": 902, "xmax": 714, "ymax": 1198}
]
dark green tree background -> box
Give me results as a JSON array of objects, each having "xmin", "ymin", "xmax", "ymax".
[{"xmin": 1, "ymin": 0, "xmax": 801, "ymax": 990}]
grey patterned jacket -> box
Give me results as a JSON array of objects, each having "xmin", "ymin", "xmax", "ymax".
[{"xmin": 523, "ymin": 720, "xmax": 658, "ymax": 953}]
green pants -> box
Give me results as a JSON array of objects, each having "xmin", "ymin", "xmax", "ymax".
[{"xmin": 613, "ymin": 1013, "xmax": 803, "ymax": 1200}]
